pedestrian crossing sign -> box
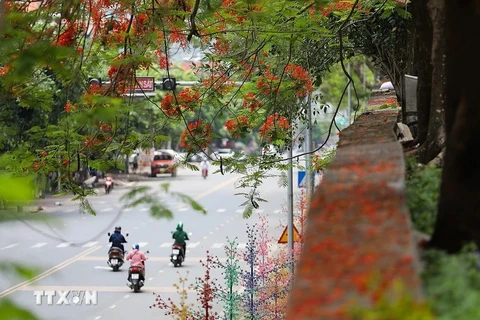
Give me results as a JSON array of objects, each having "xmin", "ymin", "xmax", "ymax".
[
  {"xmin": 298, "ymin": 171, "xmax": 306, "ymax": 188},
  {"xmin": 278, "ymin": 225, "xmax": 301, "ymax": 244}
]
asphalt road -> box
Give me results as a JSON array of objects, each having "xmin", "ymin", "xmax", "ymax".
[{"xmin": 0, "ymin": 166, "xmax": 307, "ymax": 320}]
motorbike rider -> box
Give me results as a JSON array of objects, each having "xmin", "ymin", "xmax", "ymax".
[
  {"xmin": 172, "ymin": 222, "xmax": 189, "ymax": 258},
  {"xmin": 126, "ymin": 243, "xmax": 148, "ymax": 287},
  {"xmin": 109, "ymin": 226, "xmax": 127, "ymax": 254},
  {"xmin": 200, "ymin": 157, "xmax": 209, "ymax": 175}
]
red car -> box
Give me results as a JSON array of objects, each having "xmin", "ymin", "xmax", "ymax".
[{"xmin": 150, "ymin": 152, "xmax": 177, "ymax": 177}]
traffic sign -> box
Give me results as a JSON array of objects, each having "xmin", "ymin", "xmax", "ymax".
[
  {"xmin": 298, "ymin": 170, "xmax": 306, "ymax": 188},
  {"xmin": 278, "ymin": 225, "xmax": 301, "ymax": 244}
]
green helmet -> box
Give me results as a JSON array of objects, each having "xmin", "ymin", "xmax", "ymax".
[{"xmin": 177, "ymin": 222, "xmax": 183, "ymax": 230}]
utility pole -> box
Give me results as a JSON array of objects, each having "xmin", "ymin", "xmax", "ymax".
[
  {"xmin": 287, "ymin": 136, "xmax": 294, "ymax": 274},
  {"xmin": 305, "ymin": 93, "xmax": 315, "ymax": 201}
]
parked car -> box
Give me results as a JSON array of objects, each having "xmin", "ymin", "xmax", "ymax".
[
  {"xmin": 151, "ymin": 152, "xmax": 177, "ymax": 177},
  {"xmin": 211, "ymin": 148, "xmax": 235, "ymax": 160}
]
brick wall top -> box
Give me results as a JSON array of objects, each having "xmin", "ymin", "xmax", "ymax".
[{"xmin": 286, "ymin": 92, "xmax": 423, "ymax": 319}]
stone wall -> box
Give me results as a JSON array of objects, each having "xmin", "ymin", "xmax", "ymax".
[{"xmin": 286, "ymin": 92, "xmax": 423, "ymax": 319}]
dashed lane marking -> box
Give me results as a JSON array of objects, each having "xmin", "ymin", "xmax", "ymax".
[
  {"xmin": 31, "ymin": 243, "xmax": 48, "ymax": 248},
  {"xmin": 100, "ymin": 208, "xmax": 112, "ymax": 212},
  {"xmin": 217, "ymin": 208, "xmax": 226, "ymax": 213},
  {"xmin": 211, "ymin": 243, "xmax": 223, "ymax": 249},
  {"xmin": 57, "ymin": 242, "xmax": 72, "ymax": 248},
  {"xmin": 1, "ymin": 243, "xmax": 19, "ymax": 250},
  {"xmin": 82, "ymin": 241, "xmax": 98, "ymax": 247},
  {"xmin": 189, "ymin": 242, "xmax": 200, "ymax": 248}
]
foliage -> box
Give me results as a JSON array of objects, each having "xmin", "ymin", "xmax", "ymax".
[
  {"xmin": 422, "ymin": 244, "xmax": 480, "ymax": 320},
  {"xmin": 405, "ymin": 157, "xmax": 442, "ymax": 235},
  {"xmin": 349, "ymin": 280, "xmax": 434, "ymax": 320}
]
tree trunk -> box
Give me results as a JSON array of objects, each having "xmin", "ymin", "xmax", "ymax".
[
  {"xmin": 416, "ymin": 0, "xmax": 446, "ymax": 164},
  {"xmin": 407, "ymin": 0, "xmax": 433, "ymax": 148},
  {"xmin": 428, "ymin": 0, "xmax": 480, "ymax": 253}
]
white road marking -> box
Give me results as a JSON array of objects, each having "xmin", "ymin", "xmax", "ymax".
[
  {"xmin": 203, "ymin": 236, "xmax": 207, "ymax": 239},
  {"xmin": 124, "ymin": 295, "xmax": 130, "ymax": 299},
  {"xmin": 210, "ymin": 232, "xmax": 213, "ymax": 235},
  {"xmin": 101, "ymin": 208, "xmax": 112, "ymax": 212},
  {"xmin": 158, "ymin": 270, "xmax": 164, "ymax": 273},
  {"xmin": 220, "ymin": 224, "xmax": 224, "ymax": 227},
  {"xmin": 31, "ymin": 243, "xmax": 48, "ymax": 248},
  {"xmin": 237, "ymin": 243, "xmax": 247, "ymax": 249},
  {"xmin": 178, "ymin": 207, "xmax": 188, "ymax": 212},
  {"xmin": 189, "ymin": 242, "xmax": 200, "ymax": 248},
  {"xmin": 148, "ymin": 277, "xmax": 153, "ymax": 281},
  {"xmin": 82, "ymin": 241, "xmax": 98, "ymax": 247},
  {"xmin": 235, "ymin": 209, "xmax": 243, "ymax": 214},
  {"xmin": 211, "ymin": 243, "xmax": 223, "ymax": 249},
  {"xmin": 124, "ymin": 208, "xmax": 132, "ymax": 212},
  {"xmin": 110, "ymin": 305, "xmax": 116, "ymax": 309},
  {"xmin": 215, "ymin": 227, "xmax": 219, "ymax": 231},
  {"xmin": 1, "ymin": 243, "xmax": 19, "ymax": 250},
  {"xmin": 57, "ymin": 242, "xmax": 72, "ymax": 248},
  {"xmin": 160, "ymin": 243, "xmax": 171, "ymax": 248},
  {"xmin": 274, "ymin": 209, "xmax": 282, "ymax": 214},
  {"xmin": 137, "ymin": 242, "xmax": 148, "ymax": 248},
  {"xmin": 255, "ymin": 209, "xmax": 264, "ymax": 214},
  {"xmin": 94, "ymin": 316, "xmax": 102, "ymax": 320},
  {"xmin": 217, "ymin": 208, "xmax": 226, "ymax": 213},
  {"xmin": 94, "ymin": 266, "xmax": 111, "ymax": 270},
  {"xmin": 141, "ymin": 208, "xmax": 148, "ymax": 212}
]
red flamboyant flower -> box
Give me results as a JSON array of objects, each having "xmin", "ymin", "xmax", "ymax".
[
  {"xmin": 180, "ymin": 120, "xmax": 212, "ymax": 152},
  {"xmin": 64, "ymin": 101, "xmax": 76, "ymax": 112},
  {"xmin": 259, "ymin": 113, "xmax": 290, "ymax": 142},
  {"xmin": 285, "ymin": 63, "xmax": 314, "ymax": 98},
  {"xmin": 224, "ymin": 116, "xmax": 251, "ymax": 138},
  {"xmin": 242, "ymin": 93, "xmax": 263, "ymax": 112}
]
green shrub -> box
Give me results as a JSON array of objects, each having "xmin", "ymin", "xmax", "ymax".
[
  {"xmin": 422, "ymin": 244, "xmax": 480, "ymax": 320},
  {"xmin": 405, "ymin": 158, "xmax": 442, "ymax": 235}
]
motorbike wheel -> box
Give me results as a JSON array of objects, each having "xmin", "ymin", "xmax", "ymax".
[
  {"xmin": 133, "ymin": 283, "xmax": 140, "ymax": 293},
  {"xmin": 112, "ymin": 265, "xmax": 119, "ymax": 271}
]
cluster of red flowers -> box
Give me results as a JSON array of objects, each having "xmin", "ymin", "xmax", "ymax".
[
  {"xmin": 56, "ymin": 23, "xmax": 76, "ymax": 47},
  {"xmin": 154, "ymin": 50, "xmax": 171, "ymax": 69},
  {"xmin": 202, "ymin": 74, "xmax": 234, "ymax": 96},
  {"xmin": 64, "ymin": 101, "xmax": 76, "ymax": 113},
  {"xmin": 285, "ymin": 63, "xmax": 314, "ymax": 98},
  {"xmin": 0, "ymin": 65, "xmax": 10, "ymax": 76},
  {"xmin": 169, "ymin": 26, "xmax": 187, "ymax": 47},
  {"xmin": 94, "ymin": 120, "xmax": 113, "ymax": 132},
  {"xmin": 224, "ymin": 116, "xmax": 251, "ymax": 138},
  {"xmin": 242, "ymin": 93, "xmax": 263, "ymax": 112},
  {"xmin": 213, "ymin": 39, "xmax": 231, "ymax": 55},
  {"xmin": 179, "ymin": 120, "xmax": 212, "ymax": 152},
  {"xmin": 259, "ymin": 113, "xmax": 290, "ymax": 142},
  {"xmin": 256, "ymin": 68, "xmax": 279, "ymax": 95},
  {"xmin": 321, "ymin": 1, "xmax": 357, "ymax": 16},
  {"xmin": 161, "ymin": 88, "xmax": 201, "ymax": 117}
]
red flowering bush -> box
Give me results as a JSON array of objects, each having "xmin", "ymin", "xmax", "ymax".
[
  {"xmin": 180, "ymin": 120, "xmax": 212, "ymax": 152},
  {"xmin": 256, "ymin": 67, "xmax": 279, "ymax": 95},
  {"xmin": 285, "ymin": 63, "xmax": 314, "ymax": 98},
  {"xmin": 259, "ymin": 113, "xmax": 290, "ymax": 142},
  {"xmin": 202, "ymin": 74, "xmax": 234, "ymax": 96},
  {"xmin": 224, "ymin": 116, "xmax": 251, "ymax": 138},
  {"xmin": 242, "ymin": 93, "xmax": 263, "ymax": 112}
]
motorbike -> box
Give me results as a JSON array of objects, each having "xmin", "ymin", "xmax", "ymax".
[
  {"xmin": 107, "ymin": 232, "xmax": 128, "ymax": 271},
  {"xmin": 171, "ymin": 243, "xmax": 185, "ymax": 267},
  {"xmin": 128, "ymin": 250, "xmax": 149, "ymax": 293},
  {"xmin": 105, "ymin": 178, "xmax": 113, "ymax": 194},
  {"xmin": 201, "ymin": 168, "xmax": 208, "ymax": 179}
]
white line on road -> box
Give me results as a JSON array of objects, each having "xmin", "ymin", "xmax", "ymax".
[
  {"xmin": 210, "ymin": 232, "xmax": 213, "ymax": 235},
  {"xmin": 148, "ymin": 277, "xmax": 153, "ymax": 281},
  {"xmin": 94, "ymin": 266, "xmax": 111, "ymax": 270},
  {"xmin": 160, "ymin": 243, "xmax": 171, "ymax": 248},
  {"xmin": 211, "ymin": 243, "xmax": 223, "ymax": 249},
  {"xmin": 82, "ymin": 241, "xmax": 98, "ymax": 247},
  {"xmin": 124, "ymin": 208, "xmax": 132, "ymax": 212},
  {"xmin": 235, "ymin": 209, "xmax": 243, "ymax": 214},
  {"xmin": 110, "ymin": 305, "xmax": 116, "ymax": 309},
  {"xmin": 255, "ymin": 209, "xmax": 264, "ymax": 214},
  {"xmin": 57, "ymin": 242, "xmax": 72, "ymax": 248},
  {"xmin": 94, "ymin": 316, "xmax": 102, "ymax": 320},
  {"xmin": 189, "ymin": 242, "xmax": 200, "ymax": 248},
  {"xmin": 1, "ymin": 243, "xmax": 19, "ymax": 250},
  {"xmin": 274, "ymin": 209, "xmax": 282, "ymax": 214},
  {"xmin": 31, "ymin": 243, "xmax": 48, "ymax": 248},
  {"xmin": 158, "ymin": 270, "xmax": 164, "ymax": 273},
  {"xmin": 0, "ymin": 245, "xmax": 101, "ymax": 299},
  {"xmin": 137, "ymin": 242, "xmax": 148, "ymax": 248},
  {"xmin": 203, "ymin": 236, "xmax": 207, "ymax": 239},
  {"xmin": 178, "ymin": 207, "xmax": 188, "ymax": 211},
  {"xmin": 101, "ymin": 208, "xmax": 112, "ymax": 212},
  {"xmin": 220, "ymin": 224, "xmax": 224, "ymax": 227},
  {"xmin": 141, "ymin": 208, "xmax": 148, "ymax": 212},
  {"xmin": 217, "ymin": 208, "xmax": 226, "ymax": 213},
  {"xmin": 215, "ymin": 227, "xmax": 219, "ymax": 231},
  {"xmin": 124, "ymin": 295, "xmax": 130, "ymax": 299}
]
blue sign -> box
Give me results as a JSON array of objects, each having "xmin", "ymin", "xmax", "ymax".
[{"xmin": 298, "ymin": 171, "xmax": 306, "ymax": 188}]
